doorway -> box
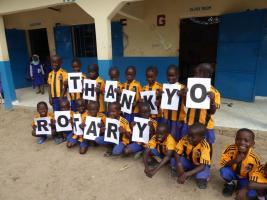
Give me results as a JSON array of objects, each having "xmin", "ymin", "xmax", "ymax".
[
  {"xmin": 178, "ymin": 16, "xmax": 219, "ymax": 85},
  {"xmin": 28, "ymin": 28, "xmax": 50, "ymax": 62}
]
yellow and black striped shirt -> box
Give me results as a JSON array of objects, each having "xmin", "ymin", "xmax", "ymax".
[
  {"xmin": 123, "ymin": 80, "xmax": 142, "ymax": 113},
  {"xmin": 175, "ymin": 136, "xmax": 211, "ymax": 165},
  {"xmin": 48, "ymin": 68, "xmax": 68, "ymax": 98},
  {"xmin": 250, "ymin": 164, "xmax": 267, "ymax": 184}
]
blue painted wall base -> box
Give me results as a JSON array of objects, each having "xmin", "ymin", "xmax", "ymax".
[{"xmin": 0, "ymin": 61, "xmax": 16, "ymax": 109}]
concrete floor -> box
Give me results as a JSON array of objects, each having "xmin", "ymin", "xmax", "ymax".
[{"xmin": 10, "ymin": 87, "xmax": 267, "ymax": 131}]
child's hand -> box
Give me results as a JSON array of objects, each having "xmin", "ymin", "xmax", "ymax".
[
  {"xmin": 177, "ymin": 88, "xmax": 188, "ymax": 97},
  {"xmin": 100, "ymin": 127, "xmax": 106, "ymax": 133},
  {"xmin": 32, "ymin": 125, "xmax": 37, "ymax": 130},
  {"xmin": 79, "ymin": 122, "xmax": 86, "ymax": 129},
  {"xmin": 235, "ymin": 188, "xmax": 247, "ymax": 200},
  {"xmin": 95, "ymin": 85, "xmax": 101, "ymax": 94},
  {"xmin": 49, "ymin": 97, "xmax": 53, "ymax": 106},
  {"xmin": 115, "ymin": 88, "xmax": 121, "ymax": 94},
  {"xmin": 235, "ymin": 153, "xmax": 246, "ymax": 163},
  {"xmin": 130, "ymin": 121, "xmax": 136, "ymax": 129},
  {"xmin": 145, "ymin": 169, "xmax": 156, "ymax": 178},
  {"xmin": 177, "ymin": 172, "xmax": 188, "ymax": 184},
  {"xmin": 207, "ymin": 91, "xmax": 215, "ymax": 102},
  {"xmin": 119, "ymin": 127, "xmax": 126, "ymax": 134}
]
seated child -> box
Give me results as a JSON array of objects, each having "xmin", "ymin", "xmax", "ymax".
[
  {"xmin": 79, "ymin": 101, "xmax": 106, "ymax": 153},
  {"xmin": 236, "ymin": 163, "xmax": 267, "ymax": 200},
  {"xmin": 32, "ymin": 101, "xmax": 55, "ymax": 144},
  {"xmin": 66, "ymin": 99, "xmax": 88, "ymax": 154},
  {"xmin": 55, "ymin": 99, "xmax": 74, "ymax": 144},
  {"xmin": 95, "ymin": 102, "xmax": 131, "ymax": 156},
  {"xmin": 220, "ymin": 128, "xmax": 261, "ymax": 199},
  {"xmin": 171, "ymin": 122, "xmax": 211, "ymax": 189},
  {"xmin": 143, "ymin": 123, "xmax": 176, "ymax": 178},
  {"xmin": 124, "ymin": 102, "xmax": 157, "ymax": 158}
]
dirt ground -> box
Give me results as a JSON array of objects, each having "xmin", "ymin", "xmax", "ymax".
[{"xmin": 0, "ymin": 106, "xmax": 267, "ymax": 200}]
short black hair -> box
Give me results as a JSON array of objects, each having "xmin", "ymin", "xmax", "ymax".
[
  {"xmin": 88, "ymin": 100, "xmax": 99, "ymax": 108},
  {"xmin": 125, "ymin": 66, "xmax": 136, "ymax": 75},
  {"xmin": 76, "ymin": 99, "xmax": 85, "ymax": 105},
  {"xmin": 157, "ymin": 122, "xmax": 170, "ymax": 133},
  {"xmin": 72, "ymin": 58, "xmax": 81, "ymax": 65},
  {"xmin": 51, "ymin": 55, "xmax": 62, "ymax": 62},
  {"xmin": 146, "ymin": 66, "xmax": 158, "ymax": 76},
  {"xmin": 109, "ymin": 102, "xmax": 121, "ymax": 110},
  {"xmin": 37, "ymin": 101, "xmax": 48, "ymax": 109},
  {"xmin": 109, "ymin": 66, "xmax": 120, "ymax": 76},
  {"xmin": 236, "ymin": 128, "xmax": 255, "ymax": 141},
  {"xmin": 189, "ymin": 122, "xmax": 207, "ymax": 137},
  {"xmin": 88, "ymin": 64, "xmax": 99, "ymax": 75},
  {"xmin": 138, "ymin": 101, "xmax": 151, "ymax": 110},
  {"xmin": 167, "ymin": 64, "xmax": 179, "ymax": 76}
]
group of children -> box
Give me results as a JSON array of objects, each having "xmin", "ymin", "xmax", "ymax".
[{"xmin": 31, "ymin": 55, "xmax": 267, "ymax": 200}]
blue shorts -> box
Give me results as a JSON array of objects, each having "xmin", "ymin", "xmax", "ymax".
[
  {"xmin": 70, "ymin": 100, "xmax": 77, "ymax": 112},
  {"xmin": 67, "ymin": 134, "xmax": 89, "ymax": 148},
  {"xmin": 220, "ymin": 167, "xmax": 257, "ymax": 197},
  {"xmin": 163, "ymin": 120, "xmax": 187, "ymax": 141},
  {"xmin": 123, "ymin": 113, "xmax": 135, "ymax": 123},
  {"xmin": 171, "ymin": 156, "xmax": 210, "ymax": 179},
  {"xmin": 127, "ymin": 142, "xmax": 144, "ymax": 153},
  {"xmin": 95, "ymin": 136, "xmax": 126, "ymax": 155},
  {"xmin": 52, "ymin": 97, "xmax": 67, "ymax": 111}
]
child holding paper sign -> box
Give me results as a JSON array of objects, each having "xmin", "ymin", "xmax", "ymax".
[
  {"xmin": 143, "ymin": 123, "xmax": 176, "ymax": 178},
  {"xmin": 81, "ymin": 101, "xmax": 106, "ymax": 151},
  {"xmin": 171, "ymin": 123, "xmax": 211, "ymax": 189},
  {"xmin": 66, "ymin": 99, "xmax": 88, "ymax": 154},
  {"xmin": 47, "ymin": 55, "xmax": 68, "ymax": 111},
  {"xmin": 124, "ymin": 102, "xmax": 157, "ymax": 157},
  {"xmin": 32, "ymin": 102, "xmax": 55, "ymax": 144},
  {"xmin": 108, "ymin": 67, "xmax": 123, "ymax": 102},
  {"xmin": 95, "ymin": 102, "xmax": 131, "ymax": 156},
  {"xmin": 87, "ymin": 64, "xmax": 105, "ymax": 113},
  {"xmin": 162, "ymin": 65, "xmax": 187, "ymax": 141},
  {"xmin": 67, "ymin": 58, "xmax": 86, "ymax": 112},
  {"xmin": 185, "ymin": 63, "xmax": 221, "ymax": 146},
  {"xmin": 142, "ymin": 66, "xmax": 163, "ymax": 122},
  {"xmin": 122, "ymin": 66, "xmax": 142, "ymax": 123}
]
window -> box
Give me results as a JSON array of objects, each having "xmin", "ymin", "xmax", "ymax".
[{"xmin": 72, "ymin": 24, "xmax": 97, "ymax": 57}]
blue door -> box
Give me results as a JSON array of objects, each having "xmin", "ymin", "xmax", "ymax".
[
  {"xmin": 215, "ymin": 11, "xmax": 264, "ymax": 102},
  {"xmin": 6, "ymin": 29, "xmax": 31, "ymax": 89},
  {"xmin": 111, "ymin": 22, "xmax": 123, "ymax": 57}
]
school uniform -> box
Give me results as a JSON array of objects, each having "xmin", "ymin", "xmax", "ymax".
[
  {"xmin": 185, "ymin": 86, "xmax": 221, "ymax": 144},
  {"xmin": 47, "ymin": 68, "xmax": 68, "ymax": 111},
  {"xmin": 69, "ymin": 73, "xmax": 86, "ymax": 112},
  {"xmin": 143, "ymin": 82, "xmax": 163, "ymax": 122},
  {"xmin": 95, "ymin": 116, "xmax": 131, "ymax": 155},
  {"xmin": 122, "ymin": 80, "xmax": 142, "ymax": 123},
  {"xmin": 32, "ymin": 112, "xmax": 54, "ymax": 140},
  {"xmin": 162, "ymin": 82, "xmax": 187, "ymax": 141},
  {"xmin": 30, "ymin": 63, "xmax": 45, "ymax": 87},
  {"xmin": 126, "ymin": 118, "xmax": 158, "ymax": 153},
  {"xmin": 250, "ymin": 164, "xmax": 267, "ymax": 184},
  {"xmin": 147, "ymin": 134, "xmax": 176, "ymax": 158},
  {"xmin": 68, "ymin": 112, "xmax": 106, "ymax": 149},
  {"xmin": 105, "ymin": 81, "xmax": 123, "ymax": 114},
  {"xmin": 59, "ymin": 111, "xmax": 74, "ymax": 140},
  {"xmin": 170, "ymin": 136, "xmax": 211, "ymax": 180},
  {"xmin": 220, "ymin": 144, "xmax": 261, "ymax": 197}
]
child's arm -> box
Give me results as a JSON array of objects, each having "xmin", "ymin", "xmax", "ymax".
[
  {"xmin": 224, "ymin": 152, "xmax": 245, "ymax": 167},
  {"xmin": 174, "ymin": 152, "xmax": 186, "ymax": 183},
  {"xmin": 119, "ymin": 127, "xmax": 131, "ymax": 139},
  {"xmin": 148, "ymin": 121, "xmax": 156, "ymax": 138},
  {"xmin": 146, "ymin": 150, "xmax": 173, "ymax": 178},
  {"xmin": 143, "ymin": 148, "xmax": 151, "ymax": 174},
  {"xmin": 207, "ymin": 92, "xmax": 217, "ymax": 114},
  {"xmin": 48, "ymin": 86, "xmax": 52, "ymax": 105}
]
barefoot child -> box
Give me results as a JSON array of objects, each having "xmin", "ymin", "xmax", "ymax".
[
  {"xmin": 79, "ymin": 101, "xmax": 106, "ymax": 154},
  {"xmin": 123, "ymin": 66, "xmax": 142, "ymax": 123},
  {"xmin": 95, "ymin": 102, "xmax": 131, "ymax": 156},
  {"xmin": 172, "ymin": 122, "xmax": 211, "ymax": 189},
  {"xmin": 220, "ymin": 128, "xmax": 260, "ymax": 199},
  {"xmin": 66, "ymin": 99, "xmax": 88, "ymax": 154},
  {"xmin": 143, "ymin": 123, "xmax": 176, "ymax": 178},
  {"xmin": 143, "ymin": 66, "xmax": 163, "ymax": 122},
  {"xmin": 32, "ymin": 101, "xmax": 55, "ymax": 144},
  {"xmin": 47, "ymin": 55, "xmax": 68, "ymax": 111},
  {"xmin": 124, "ymin": 102, "xmax": 157, "ymax": 157}
]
